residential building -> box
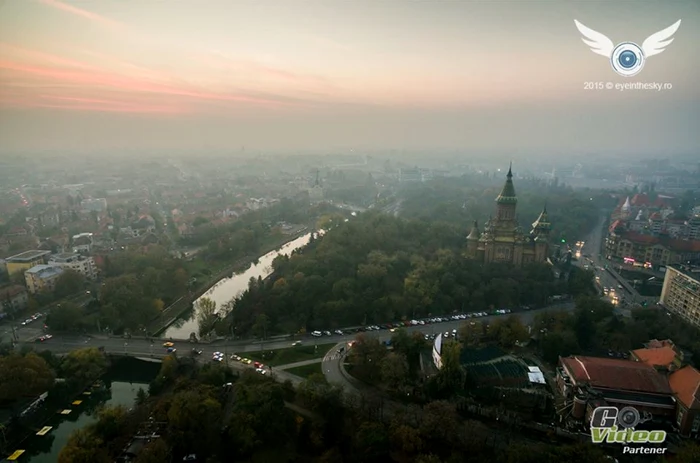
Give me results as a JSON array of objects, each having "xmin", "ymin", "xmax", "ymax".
[
  {"xmin": 660, "ymin": 265, "xmax": 700, "ymax": 329},
  {"xmin": 5, "ymin": 250, "xmax": 52, "ymax": 276},
  {"xmin": 557, "ymin": 355, "xmax": 676, "ymax": 423},
  {"xmin": 24, "ymin": 265, "xmax": 64, "ymax": 294},
  {"xmin": 0, "ymin": 285, "xmax": 29, "ymax": 315},
  {"xmin": 48, "ymin": 252, "xmax": 97, "ymax": 279},
  {"xmin": 465, "ymin": 165, "xmax": 550, "ymax": 265},
  {"xmin": 72, "ymin": 233, "xmax": 93, "ymax": 253},
  {"xmin": 605, "ymin": 224, "xmax": 700, "ymax": 266},
  {"xmin": 130, "ymin": 215, "xmax": 156, "ymax": 235},
  {"xmin": 669, "ymin": 365, "xmax": 700, "ymax": 437}
]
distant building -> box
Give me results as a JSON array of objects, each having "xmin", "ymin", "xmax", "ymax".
[
  {"xmin": 660, "ymin": 265, "xmax": 700, "ymax": 329},
  {"xmin": 466, "ymin": 165, "xmax": 550, "ymax": 265},
  {"xmin": 80, "ymin": 198, "xmax": 107, "ymax": 213},
  {"xmin": 669, "ymin": 365, "xmax": 700, "ymax": 437},
  {"xmin": 606, "ymin": 223, "xmax": 700, "ymax": 266},
  {"xmin": 5, "ymin": 250, "xmax": 52, "ymax": 276},
  {"xmin": 72, "ymin": 233, "xmax": 94, "ymax": 253},
  {"xmin": 24, "ymin": 265, "xmax": 64, "ymax": 294},
  {"xmin": 0, "ymin": 285, "xmax": 29, "ymax": 315},
  {"xmin": 631, "ymin": 340, "xmax": 682, "ymax": 370},
  {"xmin": 48, "ymin": 252, "xmax": 97, "ymax": 279},
  {"xmin": 129, "ymin": 215, "xmax": 156, "ymax": 236}
]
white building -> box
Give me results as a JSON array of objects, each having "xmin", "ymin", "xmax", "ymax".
[
  {"xmin": 48, "ymin": 252, "xmax": 98, "ymax": 279},
  {"xmin": 72, "ymin": 232, "xmax": 94, "ymax": 253}
]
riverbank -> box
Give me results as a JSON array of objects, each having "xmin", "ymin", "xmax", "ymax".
[{"xmin": 149, "ymin": 225, "xmax": 311, "ymax": 337}]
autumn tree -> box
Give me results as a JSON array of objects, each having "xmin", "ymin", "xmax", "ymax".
[
  {"xmin": 348, "ymin": 333, "xmax": 388, "ymax": 384},
  {"xmin": 0, "ymin": 352, "xmax": 55, "ymax": 401},
  {"xmin": 60, "ymin": 347, "xmax": 107, "ymax": 385},
  {"xmin": 195, "ymin": 297, "xmax": 217, "ymax": 337},
  {"xmin": 58, "ymin": 428, "xmax": 109, "ymax": 463},
  {"xmin": 380, "ymin": 352, "xmax": 409, "ymax": 390},
  {"xmin": 46, "ymin": 302, "xmax": 85, "ymax": 332},
  {"xmin": 488, "ymin": 315, "xmax": 528, "ymax": 348},
  {"xmin": 54, "ymin": 269, "xmax": 85, "ymax": 299}
]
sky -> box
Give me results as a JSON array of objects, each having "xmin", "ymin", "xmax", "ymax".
[{"xmin": 0, "ymin": 0, "xmax": 698, "ymax": 155}]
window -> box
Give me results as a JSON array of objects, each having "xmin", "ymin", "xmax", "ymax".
[
  {"xmin": 693, "ymin": 414, "xmax": 700, "ymax": 433},
  {"xmin": 677, "ymin": 408, "xmax": 685, "ymax": 426}
]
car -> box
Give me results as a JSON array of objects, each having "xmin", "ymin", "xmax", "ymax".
[
  {"xmin": 167, "ymin": 347, "xmax": 177, "ymax": 353},
  {"xmin": 163, "ymin": 342, "xmax": 174, "ymax": 348},
  {"xmin": 231, "ymin": 354, "xmax": 241, "ymax": 361},
  {"xmin": 311, "ymin": 331, "xmax": 322, "ymax": 337},
  {"xmin": 323, "ymin": 331, "xmax": 332, "ymax": 336},
  {"xmin": 292, "ymin": 341, "xmax": 302, "ymax": 346},
  {"xmin": 334, "ymin": 330, "xmax": 344, "ymax": 335},
  {"xmin": 191, "ymin": 349, "xmax": 202, "ymax": 355},
  {"xmin": 255, "ymin": 368, "xmax": 267, "ymax": 375}
]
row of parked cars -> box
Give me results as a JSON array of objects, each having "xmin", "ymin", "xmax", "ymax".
[{"xmin": 21, "ymin": 312, "xmax": 44, "ymax": 326}]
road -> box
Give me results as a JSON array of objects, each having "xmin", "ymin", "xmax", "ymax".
[
  {"xmin": 18, "ymin": 302, "xmax": 575, "ymax": 358},
  {"xmin": 573, "ymin": 215, "xmax": 659, "ymax": 308}
]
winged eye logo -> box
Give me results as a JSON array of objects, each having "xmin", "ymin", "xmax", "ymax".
[{"xmin": 574, "ymin": 19, "xmax": 681, "ymax": 77}]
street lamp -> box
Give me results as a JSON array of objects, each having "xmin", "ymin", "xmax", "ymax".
[
  {"xmin": 124, "ymin": 342, "xmax": 128, "ymax": 355},
  {"xmin": 150, "ymin": 344, "xmax": 153, "ymax": 357}
]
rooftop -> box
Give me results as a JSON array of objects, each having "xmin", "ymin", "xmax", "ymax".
[
  {"xmin": 617, "ymin": 231, "xmax": 700, "ymax": 253},
  {"xmin": 25, "ymin": 265, "xmax": 64, "ymax": 277},
  {"xmin": 560, "ymin": 356, "xmax": 672, "ymax": 395},
  {"xmin": 632, "ymin": 346, "xmax": 677, "ymax": 368},
  {"xmin": 669, "ymin": 365, "xmax": 700, "ymax": 409},
  {"xmin": 7, "ymin": 250, "xmax": 51, "ymax": 263},
  {"xmin": 668, "ymin": 265, "xmax": 700, "ymax": 284}
]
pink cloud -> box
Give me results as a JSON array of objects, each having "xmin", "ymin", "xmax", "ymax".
[{"xmin": 38, "ymin": 0, "xmax": 124, "ymax": 29}]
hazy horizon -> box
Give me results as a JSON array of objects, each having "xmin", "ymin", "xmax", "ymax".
[{"xmin": 1, "ymin": 0, "xmax": 698, "ymax": 154}]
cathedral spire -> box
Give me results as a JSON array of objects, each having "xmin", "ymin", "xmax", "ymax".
[
  {"xmin": 532, "ymin": 203, "xmax": 551, "ymax": 231},
  {"xmin": 466, "ymin": 220, "xmax": 479, "ymax": 240},
  {"xmin": 496, "ymin": 164, "xmax": 517, "ymax": 204}
]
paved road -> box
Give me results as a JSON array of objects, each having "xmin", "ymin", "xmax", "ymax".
[
  {"xmin": 573, "ymin": 216, "xmax": 659, "ymax": 308},
  {"xmin": 18, "ymin": 302, "xmax": 575, "ymax": 357}
]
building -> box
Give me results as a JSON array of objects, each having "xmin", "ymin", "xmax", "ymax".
[
  {"xmin": 0, "ymin": 285, "xmax": 29, "ymax": 316},
  {"xmin": 465, "ymin": 165, "xmax": 550, "ymax": 265},
  {"xmin": 660, "ymin": 265, "xmax": 700, "ymax": 328},
  {"xmin": 557, "ymin": 356, "xmax": 676, "ymax": 423},
  {"xmin": 631, "ymin": 339, "xmax": 682, "ymax": 371},
  {"xmin": 398, "ymin": 168, "xmax": 422, "ymax": 183},
  {"xmin": 72, "ymin": 233, "xmax": 93, "ymax": 254},
  {"xmin": 605, "ymin": 224, "xmax": 700, "ymax": 266},
  {"xmin": 5, "ymin": 250, "xmax": 52, "ymax": 276},
  {"xmin": 24, "ymin": 265, "xmax": 64, "ymax": 294},
  {"xmin": 47, "ymin": 252, "xmax": 97, "ymax": 279},
  {"xmin": 669, "ymin": 365, "xmax": 700, "ymax": 437}
]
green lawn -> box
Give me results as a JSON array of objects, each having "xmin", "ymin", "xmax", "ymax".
[
  {"xmin": 285, "ymin": 362, "xmax": 325, "ymax": 380},
  {"xmin": 237, "ymin": 342, "xmax": 337, "ymax": 367}
]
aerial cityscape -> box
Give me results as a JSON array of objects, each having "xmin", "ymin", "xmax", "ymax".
[{"xmin": 1, "ymin": 1, "xmax": 699, "ymax": 463}]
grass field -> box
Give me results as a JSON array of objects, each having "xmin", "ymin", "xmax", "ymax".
[
  {"xmin": 285, "ymin": 362, "xmax": 325, "ymax": 380},
  {"xmin": 238, "ymin": 342, "xmax": 337, "ymax": 367}
]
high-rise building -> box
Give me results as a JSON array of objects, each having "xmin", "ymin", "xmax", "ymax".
[{"xmin": 660, "ymin": 265, "xmax": 700, "ymax": 328}]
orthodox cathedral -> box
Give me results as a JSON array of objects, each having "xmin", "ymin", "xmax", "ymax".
[{"xmin": 465, "ymin": 165, "xmax": 551, "ymax": 265}]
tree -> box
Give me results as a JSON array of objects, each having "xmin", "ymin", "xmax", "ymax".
[
  {"xmin": 432, "ymin": 340, "xmax": 465, "ymax": 396},
  {"xmin": 0, "ymin": 352, "xmax": 55, "ymax": 401},
  {"xmin": 60, "ymin": 348, "xmax": 107, "ymax": 385},
  {"xmin": 46, "ymin": 302, "xmax": 84, "ymax": 332},
  {"xmin": 195, "ymin": 297, "xmax": 217, "ymax": 337},
  {"xmin": 166, "ymin": 387, "xmax": 223, "ymax": 458},
  {"xmin": 252, "ymin": 313, "xmax": 270, "ymax": 340},
  {"xmin": 54, "ymin": 269, "xmax": 85, "ymax": 299},
  {"xmin": 58, "ymin": 428, "xmax": 109, "ymax": 463},
  {"xmin": 489, "ymin": 316, "xmax": 528, "ymax": 348},
  {"xmin": 134, "ymin": 439, "xmax": 170, "ymax": 463},
  {"xmin": 348, "ymin": 334, "xmax": 388, "ymax": 384},
  {"xmin": 458, "ymin": 321, "xmax": 485, "ymax": 347},
  {"xmin": 380, "ymin": 352, "xmax": 409, "ymax": 390}
]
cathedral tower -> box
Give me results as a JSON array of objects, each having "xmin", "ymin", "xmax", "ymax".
[{"xmin": 495, "ymin": 163, "xmax": 517, "ymax": 222}]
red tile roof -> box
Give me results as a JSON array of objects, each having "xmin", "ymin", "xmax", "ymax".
[
  {"xmin": 669, "ymin": 366, "xmax": 700, "ymax": 409},
  {"xmin": 620, "ymin": 231, "xmax": 700, "ymax": 252},
  {"xmin": 631, "ymin": 194, "xmax": 649, "ymax": 206},
  {"xmin": 632, "ymin": 346, "xmax": 677, "ymax": 367},
  {"xmin": 609, "ymin": 220, "xmax": 625, "ymax": 233},
  {"xmin": 561, "ymin": 356, "xmax": 672, "ymax": 394}
]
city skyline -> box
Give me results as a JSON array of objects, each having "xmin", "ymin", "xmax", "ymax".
[{"xmin": 1, "ymin": 0, "xmax": 698, "ymax": 154}]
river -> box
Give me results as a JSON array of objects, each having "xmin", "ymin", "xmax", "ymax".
[
  {"xmin": 15, "ymin": 358, "xmax": 158, "ymax": 463},
  {"xmin": 162, "ymin": 231, "xmax": 317, "ymax": 339}
]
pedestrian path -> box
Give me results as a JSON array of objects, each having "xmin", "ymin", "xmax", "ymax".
[{"xmin": 275, "ymin": 357, "xmax": 325, "ymax": 371}]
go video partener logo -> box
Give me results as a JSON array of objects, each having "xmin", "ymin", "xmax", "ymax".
[{"xmin": 590, "ymin": 406, "xmax": 668, "ymax": 456}]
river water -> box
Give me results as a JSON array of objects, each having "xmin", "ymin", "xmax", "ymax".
[
  {"xmin": 20, "ymin": 380, "xmax": 147, "ymax": 463},
  {"xmin": 162, "ymin": 231, "xmax": 316, "ymax": 339}
]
